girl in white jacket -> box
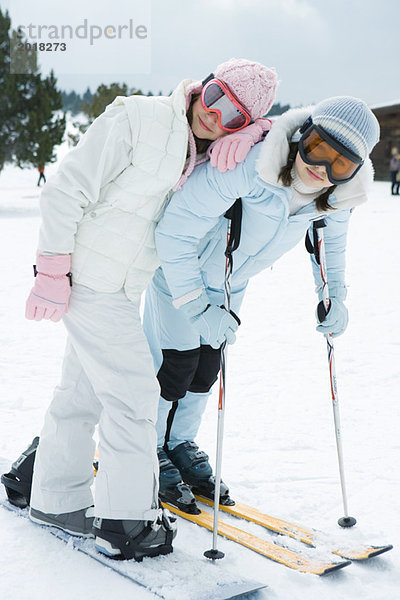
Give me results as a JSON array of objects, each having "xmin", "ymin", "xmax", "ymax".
[{"xmin": 20, "ymin": 59, "xmax": 278, "ymax": 560}]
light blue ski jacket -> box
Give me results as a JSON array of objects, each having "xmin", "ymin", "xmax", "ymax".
[{"xmin": 154, "ymin": 106, "xmax": 374, "ymax": 312}]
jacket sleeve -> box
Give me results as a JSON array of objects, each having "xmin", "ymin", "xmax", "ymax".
[
  {"xmin": 309, "ymin": 208, "xmax": 352, "ymax": 294},
  {"xmin": 155, "ymin": 148, "xmax": 262, "ymax": 303},
  {"xmin": 38, "ymin": 104, "xmax": 135, "ymax": 254}
]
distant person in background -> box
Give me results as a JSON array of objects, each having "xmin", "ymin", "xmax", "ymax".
[
  {"xmin": 389, "ymin": 150, "xmax": 400, "ymax": 195},
  {"xmin": 37, "ymin": 165, "xmax": 46, "ymax": 187}
]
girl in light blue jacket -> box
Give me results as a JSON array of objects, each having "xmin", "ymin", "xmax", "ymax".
[{"xmin": 143, "ymin": 96, "xmax": 380, "ymax": 514}]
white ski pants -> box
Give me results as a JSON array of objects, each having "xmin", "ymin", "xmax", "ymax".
[{"xmin": 30, "ymin": 284, "xmax": 160, "ymax": 520}]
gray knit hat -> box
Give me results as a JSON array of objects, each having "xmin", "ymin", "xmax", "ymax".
[{"xmin": 312, "ymin": 96, "xmax": 380, "ymax": 161}]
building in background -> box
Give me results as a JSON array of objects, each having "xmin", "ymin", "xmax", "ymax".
[{"xmin": 370, "ymin": 101, "xmax": 400, "ymax": 181}]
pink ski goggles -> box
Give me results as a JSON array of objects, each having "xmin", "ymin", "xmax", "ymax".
[{"xmin": 201, "ymin": 78, "xmax": 252, "ymax": 132}]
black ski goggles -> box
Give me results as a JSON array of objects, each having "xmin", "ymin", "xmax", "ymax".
[{"xmin": 298, "ymin": 120, "xmax": 363, "ymax": 185}]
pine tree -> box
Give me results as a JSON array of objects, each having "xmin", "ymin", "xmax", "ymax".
[
  {"xmin": 0, "ymin": 9, "xmax": 17, "ymax": 170},
  {"xmin": 81, "ymin": 82, "xmax": 130, "ymax": 120},
  {"xmin": 9, "ymin": 28, "xmax": 38, "ymax": 76},
  {"xmin": 62, "ymin": 90, "xmax": 79, "ymax": 114},
  {"xmin": 15, "ymin": 70, "xmax": 66, "ymax": 169},
  {"xmin": 0, "ymin": 14, "xmax": 40, "ymax": 169},
  {"xmin": 81, "ymin": 86, "xmax": 93, "ymax": 108},
  {"xmin": 0, "ymin": 8, "xmax": 66, "ymax": 172},
  {"xmin": 70, "ymin": 83, "xmax": 144, "ymax": 146},
  {"xmin": 268, "ymin": 102, "xmax": 291, "ymax": 117}
]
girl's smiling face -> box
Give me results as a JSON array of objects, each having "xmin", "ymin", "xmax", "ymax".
[
  {"xmin": 295, "ymin": 152, "xmax": 331, "ymax": 189},
  {"xmin": 190, "ymin": 97, "xmax": 226, "ymax": 141}
]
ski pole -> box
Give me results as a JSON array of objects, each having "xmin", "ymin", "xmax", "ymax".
[
  {"xmin": 204, "ymin": 217, "xmax": 235, "ymax": 561},
  {"xmin": 203, "ymin": 336, "xmax": 227, "ymax": 560},
  {"xmin": 313, "ymin": 219, "xmax": 356, "ymax": 528}
]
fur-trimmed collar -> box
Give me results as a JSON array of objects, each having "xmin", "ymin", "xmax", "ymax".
[{"xmin": 256, "ymin": 106, "xmax": 375, "ymax": 211}]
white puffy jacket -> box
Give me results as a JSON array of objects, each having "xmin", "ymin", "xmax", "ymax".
[{"xmin": 38, "ymin": 80, "xmax": 192, "ymax": 300}]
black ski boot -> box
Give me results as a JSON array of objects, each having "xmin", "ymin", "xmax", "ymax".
[
  {"xmin": 157, "ymin": 448, "xmax": 200, "ymax": 515},
  {"xmin": 30, "ymin": 505, "xmax": 95, "ymax": 537},
  {"xmin": 167, "ymin": 441, "xmax": 235, "ymax": 506},
  {"xmin": 1, "ymin": 437, "xmax": 38, "ymax": 508},
  {"xmin": 94, "ymin": 507, "xmax": 177, "ymax": 561}
]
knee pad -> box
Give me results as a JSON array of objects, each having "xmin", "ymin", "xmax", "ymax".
[
  {"xmin": 157, "ymin": 348, "xmax": 200, "ymax": 402},
  {"xmin": 189, "ymin": 345, "xmax": 221, "ymax": 393}
]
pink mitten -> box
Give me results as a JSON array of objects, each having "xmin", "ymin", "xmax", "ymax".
[
  {"xmin": 25, "ymin": 254, "xmax": 72, "ymax": 322},
  {"xmin": 209, "ymin": 118, "xmax": 272, "ymax": 172}
]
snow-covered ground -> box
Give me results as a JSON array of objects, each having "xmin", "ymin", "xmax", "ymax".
[{"xmin": 0, "ymin": 152, "xmax": 399, "ymax": 599}]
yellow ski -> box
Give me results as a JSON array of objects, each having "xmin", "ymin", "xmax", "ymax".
[
  {"xmin": 162, "ymin": 502, "xmax": 351, "ymax": 575},
  {"xmin": 194, "ymin": 495, "xmax": 393, "ymax": 561},
  {"xmin": 96, "ymin": 451, "xmax": 392, "ymax": 562}
]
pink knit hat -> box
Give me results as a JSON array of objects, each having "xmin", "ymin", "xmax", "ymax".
[
  {"xmin": 177, "ymin": 59, "xmax": 278, "ymax": 191},
  {"xmin": 185, "ymin": 58, "xmax": 278, "ymax": 118}
]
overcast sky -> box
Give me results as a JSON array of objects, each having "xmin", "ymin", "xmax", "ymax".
[{"xmin": 3, "ymin": 0, "xmax": 400, "ymax": 106}]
